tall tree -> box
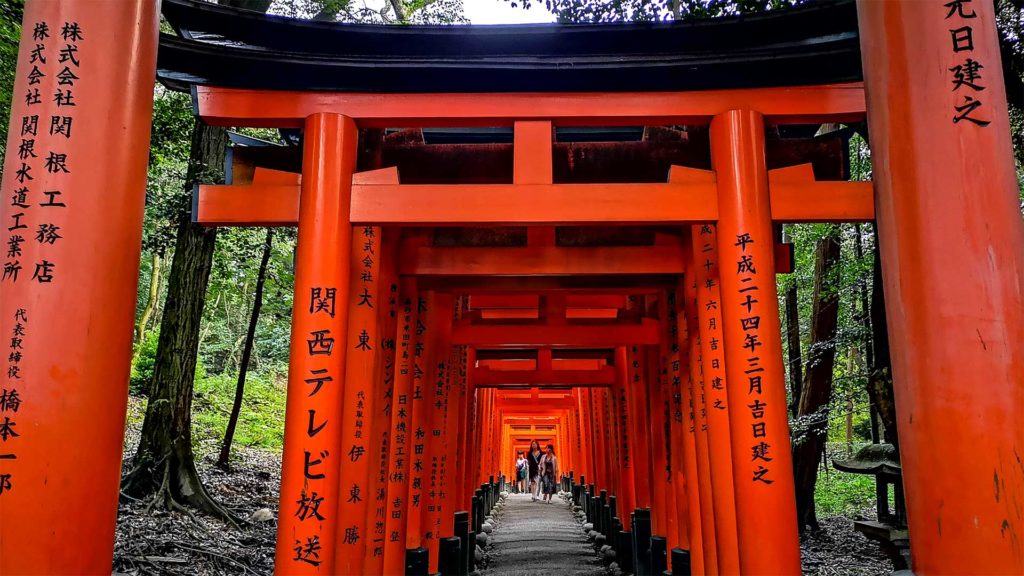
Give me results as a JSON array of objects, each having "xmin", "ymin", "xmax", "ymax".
[
  {"xmin": 122, "ymin": 0, "xmax": 273, "ymax": 521},
  {"xmin": 792, "ymin": 229, "xmax": 842, "ymax": 532}
]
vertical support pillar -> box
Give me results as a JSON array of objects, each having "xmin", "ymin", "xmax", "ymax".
[
  {"xmin": 364, "ymin": 229, "xmax": 400, "ymax": 574},
  {"xmin": 406, "ymin": 292, "xmax": 435, "ymax": 554},
  {"xmin": 856, "ymin": 3, "xmax": 1024, "ymax": 573},
  {"xmin": 0, "ymin": 2, "xmax": 159, "ymax": 572},
  {"xmin": 691, "ymin": 224, "xmax": 741, "ymax": 574},
  {"xmin": 275, "ymin": 113, "xmax": 357, "ymax": 575},
  {"xmin": 423, "ymin": 293, "xmax": 454, "ymax": 573},
  {"xmin": 627, "ymin": 345, "xmax": 653, "ymax": 510},
  {"xmin": 711, "ymin": 109, "xmax": 800, "ymax": 574},
  {"xmin": 334, "ymin": 223, "xmax": 384, "ymax": 575},
  {"xmin": 613, "ymin": 347, "xmax": 637, "ymax": 521},
  {"xmin": 383, "ymin": 278, "xmax": 419, "ymax": 576},
  {"xmin": 645, "ymin": 328, "xmax": 671, "ymax": 539},
  {"xmin": 683, "ymin": 261, "xmax": 719, "ymax": 575},
  {"xmin": 676, "ymin": 277, "xmax": 705, "ymax": 576},
  {"xmin": 654, "ymin": 296, "xmax": 680, "ymax": 552},
  {"xmin": 664, "ymin": 293, "xmax": 691, "ymax": 556}
]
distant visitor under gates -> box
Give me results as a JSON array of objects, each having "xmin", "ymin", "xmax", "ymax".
[{"xmin": 0, "ymin": 0, "xmax": 1021, "ymax": 575}]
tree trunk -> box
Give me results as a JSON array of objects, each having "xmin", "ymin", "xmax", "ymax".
[
  {"xmin": 217, "ymin": 228, "xmax": 274, "ymax": 469},
  {"xmin": 136, "ymin": 253, "xmax": 161, "ymax": 343},
  {"xmin": 792, "ymin": 232, "xmax": 842, "ymax": 532},
  {"xmin": 784, "ymin": 279, "xmax": 802, "ymax": 417},
  {"xmin": 121, "ymin": 120, "xmax": 234, "ymax": 522},
  {"xmin": 866, "ymin": 225, "xmax": 899, "ymax": 449}
]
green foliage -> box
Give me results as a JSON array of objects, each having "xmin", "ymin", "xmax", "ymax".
[
  {"xmin": 131, "ymin": 329, "xmax": 208, "ymax": 394},
  {"xmin": 814, "ymin": 468, "xmax": 879, "ymax": 518},
  {"xmin": 0, "ymin": 0, "xmax": 24, "ymax": 167},
  {"xmin": 192, "ymin": 371, "xmax": 287, "ymax": 452},
  {"xmin": 130, "ymin": 331, "xmax": 161, "ymax": 394}
]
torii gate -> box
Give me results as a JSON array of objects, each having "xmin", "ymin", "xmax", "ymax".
[{"xmin": 1, "ymin": 1, "xmax": 1022, "ymax": 575}]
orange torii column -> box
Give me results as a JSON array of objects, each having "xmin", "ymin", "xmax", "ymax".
[
  {"xmin": 690, "ymin": 224, "xmax": 741, "ymax": 574},
  {"xmin": 711, "ymin": 110, "xmax": 800, "ymax": 574},
  {"xmin": 676, "ymin": 275, "xmax": 705, "ymax": 576},
  {"xmin": 334, "ymin": 224, "xmax": 384, "ymax": 575},
  {"xmin": 626, "ymin": 346, "xmax": 653, "ymax": 511},
  {"xmin": 455, "ymin": 346, "xmax": 472, "ymax": 510},
  {"xmin": 0, "ymin": 2, "xmax": 159, "ymax": 573},
  {"xmin": 364, "ymin": 231, "xmax": 400, "ymax": 573},
  {"xmin": 383, "ymin": 278, "xmax": 419, "ymax": 575},
  {"xmin": 406, "ymin": 291, "xmax": 435, "ymax": 556},
  {"xmin": 683, "ymin": 263, "xmax": 719, "ymax": 575},
  {"xmin": 645, "ymin": 332, "xmax": 672, "ymax": 540},
  {"xmin": 276, "ymin": 113, "xmax": 357, "ymax": 575},
  {"xmin": 602, "ymin": 385, "xmax": 619, "ymax": 496},
  {"xmin": 654, "ymin": 296, "xmax": 680, "ymax": 550},
  {"xmin": 663, "ymin": 296, "xmax": 691, "ymax": 556},
  {"xmin": 437, "ymin": 304, "xmax": 465, "ymax": 543},
  {"xmin": 612, "ymin": 347, "xmax": 637, "ymax": 520},
  {"xmin": 422, "ymin": 293, "xmax": 454, "ymax": 571},
  {"xmin": 857, "ymin": 3, "xmax": 1024, "ymax": 573}
]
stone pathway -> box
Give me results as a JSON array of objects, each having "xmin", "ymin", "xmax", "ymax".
[{"xmin": 483, "ymin": 493, "xmax": 609, "ymax": 576}]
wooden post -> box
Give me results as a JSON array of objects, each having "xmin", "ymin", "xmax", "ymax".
[
  {"xmin": 406, "ymin": 291, "xmax": 435, "ymax": 552},
  {"xmin": 712, "ymin": 109, "xmax": 800, "ymax": 574},
  {"xmin": 613, "ymin": 347, "xmax": 637, "ymax": 521},
  {"xmin": 275, "ymin": 113, "xmax": 357, "ymax": 575},
  {"xmin": 364, "ymin": 230, "xmax": 400, "ymax": 574},
  {"xmin": 664, "ymin": 294, "xmax": 691, "ymax": 554},
  {"xmin": 676, "ymin": 273, "xmax": 705, "ymax": 575},
  {"xmin": 383, "ymin": 278, "xmax": 419, "ymax": 575},
  {"xmin": 0, "ymin": 1, "xmax": 159, "ymax": 572},
  {"xmin": 691, "ymin": 224, "xmax": 741, "ymax": 574},
  {"xmin": 333, "ymin": 224, "xmax": 384, "ymax": 575},
  {"xmin": 856, "ymin": 2, "xmax": 1024, "ymax": 573},
  {"xmin": 683, "ymin": 260, "xmax": 719, "ymax": 574},
  {"xmin": 627, "ymin": 345, "xmax": 653, "ymax": 510}
]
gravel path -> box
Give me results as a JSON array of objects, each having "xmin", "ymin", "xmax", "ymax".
[{"xmin": 484, "ymin": 493, "xmax": 609, "ymax": 576}]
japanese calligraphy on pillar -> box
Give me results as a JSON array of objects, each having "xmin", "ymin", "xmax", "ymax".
[
  {"xmin": 2, "ymin": 18, "xmax": 83, "ymax": 500},
  {"xmin": 338, "ymin": 225, "xmax": 381, "ymax": 557},
  {"xmin": 730, "ymin": 231, "xmax": 773, "ymax": 485},
  {"xmin": 291, "ymin": 276, "xmax": 338, "ymax": 568},
  {"xmin": 944, "ymin": 0, "xmax": 990, "ymax": 126},
  {"xmin": 696, "ymin": 225, "xmax": 731, "ymax": 421},
  {"xmin": 370, "ymin": 273, "xmax": 398, "ymax": 561},
  {"xmin": 386, "ymin": 292, "xmax": 414, "ymax": 546},
  {"xmin": 410, "ymin": 295, "xmax": 428, "ymax": 518}
]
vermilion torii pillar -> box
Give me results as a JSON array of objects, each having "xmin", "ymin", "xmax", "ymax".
[
  {"xmin": 277, "ymin": 113, "xmax": 357, "ymax": 575},
  {"xmin": 857, "ymin": 2, "xmax": 1024, "ymax": 573},
  {"xmin": 712, "ymin": 109, "xmax": 801, "ymax": 575},
  {"xmin": 0, "ymin": 1, "xmax": 159, "ymax": 573}
]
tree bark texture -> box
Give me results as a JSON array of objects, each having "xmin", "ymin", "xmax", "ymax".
[
  {"xmin": 792, "ymin": 233, "xmax": 841, "ymax": 532},
  {"xmin": 121, "ymin": 120, "xmax": 232, "ymax": 521},
  {"xmin": 867, "ymin": 228, "xmax": 899, "ymax": 449},
  {"xmin": 784, "ymin": 279, "xmax": 802, "ymax": 417}
]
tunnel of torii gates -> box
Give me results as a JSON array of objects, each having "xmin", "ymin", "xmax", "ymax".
[{"xmin": 0, "ymin": 0, "xmax": 1022, "ymax": 575}]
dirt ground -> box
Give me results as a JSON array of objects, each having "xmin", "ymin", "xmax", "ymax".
[{"xmin": 114, "ymin": 421, "xmax": 893, "ymax": 575}]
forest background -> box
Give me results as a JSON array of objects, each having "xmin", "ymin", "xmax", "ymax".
[{"xmin": 1, "ymin": 0, "xmax": 1023, "ymax": 536}]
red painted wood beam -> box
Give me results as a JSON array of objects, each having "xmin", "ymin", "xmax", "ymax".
[
  {"xmin": 473, "ymin": 366, "xmax": 616, "ymax": 386},
  {"xmin": 452, "ymin": 319, "xmax": 661, "ymax": 347},
  {"xmin": 400, "ymin": 244, "xmax": 688, "ymax": 275},
  {"xmin": 194, "ymin": 84, "xmax": 866, "ymax": 129}
]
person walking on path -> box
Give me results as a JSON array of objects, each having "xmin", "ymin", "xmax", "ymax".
[
  {"xmin": 538, "ymin": 444, "xmax": 560, "ymax": 503},
  {"xmin": 515, "ymin": 452, "xmax": 528, "ymax": 493},
  {"xmin": 527, "ymin": 440, "xmax": 543, "ymax": 501}
]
